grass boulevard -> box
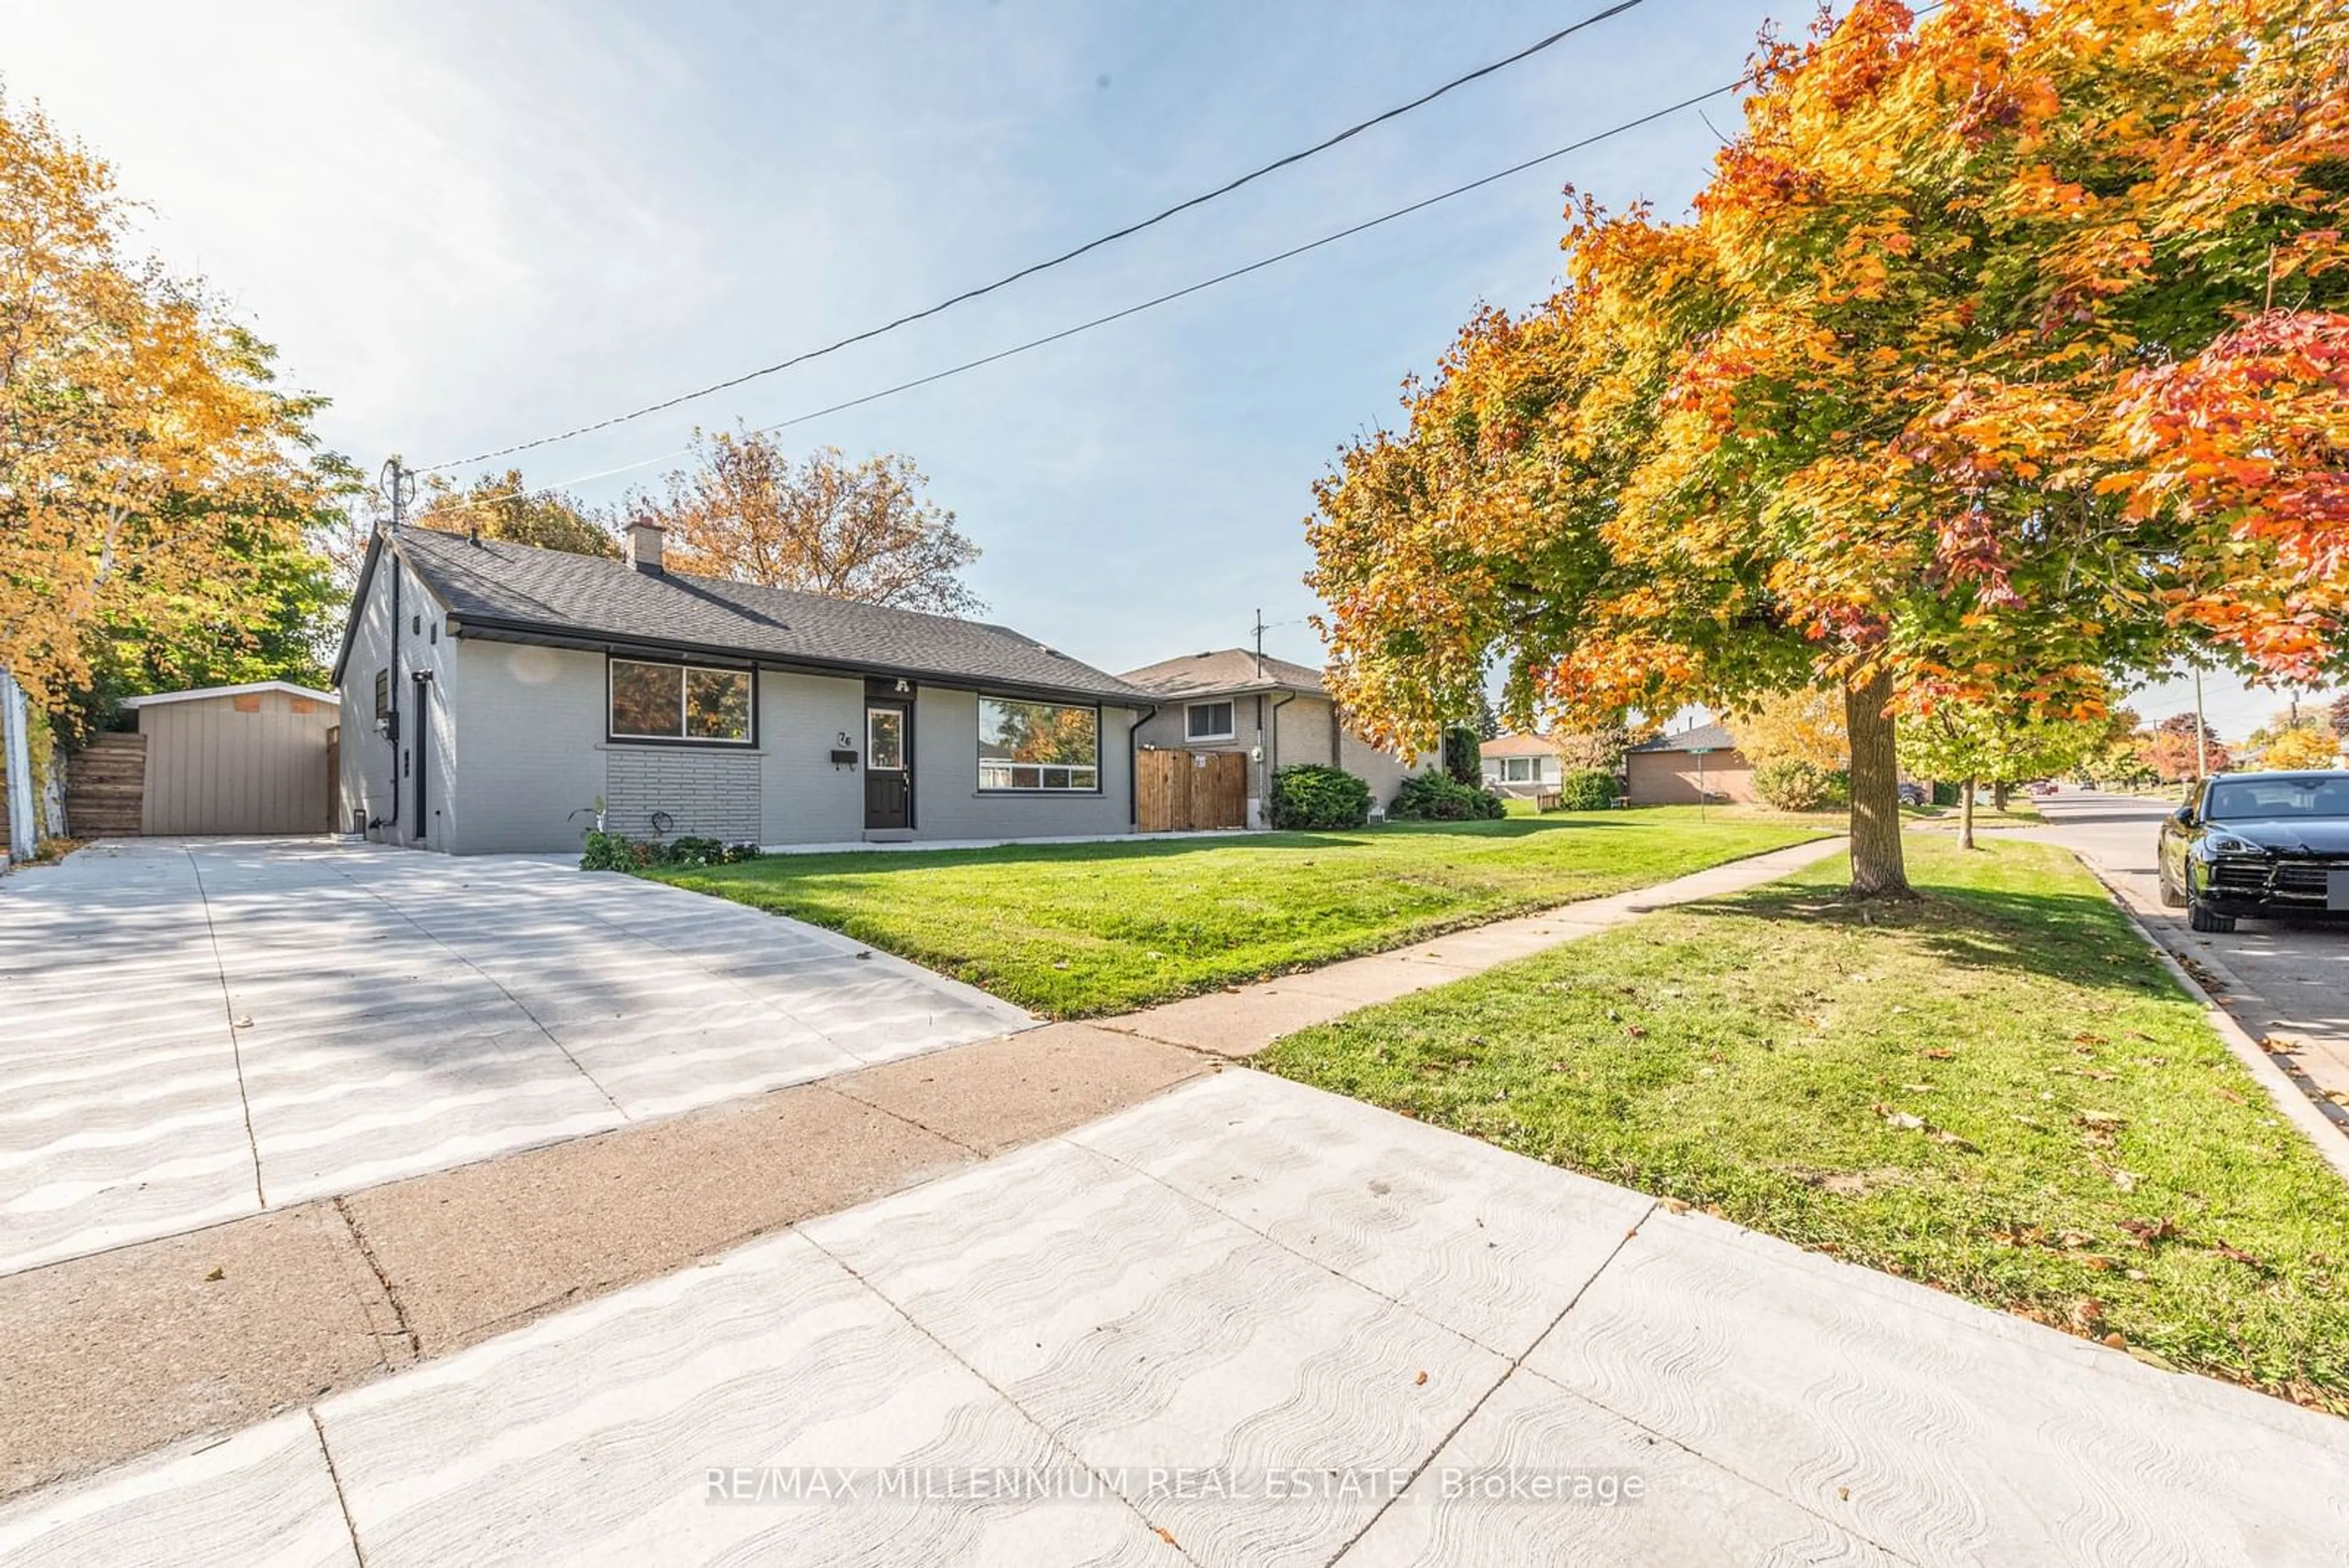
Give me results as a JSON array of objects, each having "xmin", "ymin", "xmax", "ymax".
[
  {"xmin": 653, "ymin": 808, "xmax": 1830, "ymax": 1017},
  {"xmin": 1263, "ymin": 834, "xmax": 2349, "ymax": 1412}
]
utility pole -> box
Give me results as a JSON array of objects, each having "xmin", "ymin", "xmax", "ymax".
[
  {"xmin": 381, "ymin": 455, "xmax": 414, "ymax": 533},
  {"xmin": 1252, "ymin": 608, "xmax": 1265, "ymax": 682},
  {"xmin": 2192, "ymin": 663, "xmax": 2209, "ymax": 779}
]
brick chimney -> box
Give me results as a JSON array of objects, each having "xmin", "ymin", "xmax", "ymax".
[{"xmin": 626, "ymin": 519, "xmax": 666, "ymax": 574}]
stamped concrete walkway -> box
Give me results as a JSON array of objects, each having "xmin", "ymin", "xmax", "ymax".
[
  {"xmin": 6, "ymin": 1068, "xmax": 2345, "ymax": 1567},
  {"xmin": 1, "ymin": 837, "xmax": 1843, "ymax": 1506}
]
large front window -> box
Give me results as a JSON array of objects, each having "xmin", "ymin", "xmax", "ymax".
[
  {"xmin": 1496, "ymin": 755, "xmax": 1545, "ymax": 784},
  {"xmin": 609, "ymin": 658, "xmax": 753, "ymax": 743},
  {"xmin": 978, "ymin": 697, "xmax": 1099, "ymax": 791}
]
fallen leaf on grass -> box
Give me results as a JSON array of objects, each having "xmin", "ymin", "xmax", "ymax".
[
  {"xmin": 1658, "ymin": 1197, "xmax": 1690, "ymax": 1214},
  {"xmin": 2213, "ymin": 1087, "xmax": 2245, "ymax": 1105},
  {"xmin": 1872, "ymin": 1103, "xmax": 1926, "ymax": 1131},
  {"xmin": 2126, "ymin": 1346, "xmax": 2180, "ymax": 1372},
  {"xmin": 2091, "ymin": 1160, "xmax": 2139, "ymax": 1193},
  {"xmin": 2101, "ymin": 1331, "xmax": 2126, "ymax": 1349},
  {"xmin": 2073, "ymin": 1033, "xmax": 2109, "ymax": 1046},
  {"xmin": 1919, "ymin": 1047, "xmax": 1956, "ymax": 1060},
  {"xmin": 2209, "ymin": 1241, "xmax": 2264, "ymax": 1269},
  {"xmin": 2117, "ymin": 1217, "xmax": 2175, "ymax": 1248}
]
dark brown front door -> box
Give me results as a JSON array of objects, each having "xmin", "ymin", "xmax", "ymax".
[{"xmin": 865, "ymin": 702, "xmax": 911, "ymax": 830}]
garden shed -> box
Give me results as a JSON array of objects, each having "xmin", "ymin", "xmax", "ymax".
[{"xmin": 81, "ymin": 682, "xmax": 340, "ymax": 837}]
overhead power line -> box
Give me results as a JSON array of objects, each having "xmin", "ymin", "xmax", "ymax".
[
  {"xmin": 413, "ymin": 73, "xmax": 1747, "ymax": 529},
  {"xmin": 421, "ymin": 0, "xmax": 1649, "ymax": 471}
]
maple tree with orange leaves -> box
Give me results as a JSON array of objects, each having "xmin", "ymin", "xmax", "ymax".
[{"xmin": 1308, "ymin": 0, "xmax": 2348, "ymax": 896}]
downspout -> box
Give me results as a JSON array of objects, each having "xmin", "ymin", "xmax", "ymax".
[
  {"xmin": 1126, "ymin": 705, "xmax": 1157, "ymax": 828},
  {"xmin": 1269, "ymin": 691, "xmax": 1296, "ymax": 795}
]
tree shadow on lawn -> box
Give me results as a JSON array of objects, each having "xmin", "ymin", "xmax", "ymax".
[{"xmin": 1677, "ymin": 879, "xmax": 2176, "ymax": 998}]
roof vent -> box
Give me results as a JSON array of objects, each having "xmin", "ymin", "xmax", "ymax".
[{"xmin": 626, "ymin": 519, "xmax": 666, "ymax": 575}]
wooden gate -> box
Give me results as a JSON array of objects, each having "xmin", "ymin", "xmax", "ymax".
[{"xmin": 1137, "ymin": 749, "xmax": 1248, "ymax": 832}]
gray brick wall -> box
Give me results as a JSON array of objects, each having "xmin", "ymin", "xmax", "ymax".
[{"xmin": 605, "ymin": 746, "xmax": 762, "ymax": 842}]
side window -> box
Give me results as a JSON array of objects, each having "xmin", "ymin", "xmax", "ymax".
[{"xmin": 373, "ymin": 669, "xmax": 389, "ymax": 720}]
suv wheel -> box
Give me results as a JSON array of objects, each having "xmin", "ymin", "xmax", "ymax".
[{"xmin": 2187, "ymin": 901, "xmax": 2235, "ymax": 934}]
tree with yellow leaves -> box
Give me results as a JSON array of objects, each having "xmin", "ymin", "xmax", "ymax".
[{"xmin": 1, "ymin": 92, "xmax": 341, "ymax": 712}]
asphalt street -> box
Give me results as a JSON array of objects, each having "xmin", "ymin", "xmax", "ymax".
[{"xmin": 2025, "ymin": 790, "xmax": 2349, "ymax": 1140}]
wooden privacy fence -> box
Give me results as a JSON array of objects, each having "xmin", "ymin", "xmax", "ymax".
[
  {"xmin": 1137, "ymin": 749, "xmax": 1247, "ymax": 833},
  {"xmin": 66, "ymin": 734, "xmax": 147, "ymax": 838}
]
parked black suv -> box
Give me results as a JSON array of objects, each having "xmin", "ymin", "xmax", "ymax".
[{"xmin": 2158, "ymin": 771, "xmax": 2349, "ymax": 933}]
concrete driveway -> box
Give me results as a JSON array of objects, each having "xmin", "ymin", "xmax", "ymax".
[
  {"xmin": 4, "ymin": 1068, "xmax": 2345, "ymax": 1567},
  {"xmin": 0, "ymin": 840, "xmax": 1028, "ymax": 1276},
  {"xmin": 2027, "ymin": 792, "xmax": 2349, "ymax": 1132}
]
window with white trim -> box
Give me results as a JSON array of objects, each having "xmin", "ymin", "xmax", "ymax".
[
  {"xmin": 1185, "ymin": 700, "xmax": 1236, "ymax": 742},
  {"xmin": 978, "ymin": 697, "xmax": 1100, "ymax": 791},
  {"xmin": 1496, "ymin": 755, "xmax": 1546, "ymax": 784},
  {"xmin": 607, "ymin": 657, "xmax": 754, "ymax": 743}
]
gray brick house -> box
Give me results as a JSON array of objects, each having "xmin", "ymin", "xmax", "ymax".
[
  {"xmin": 331, "ymin": 522, "xmax": 1156, "ymax": 853},
  {"xmin": 1119, "ymin": 648, "xmax": 1414, "ymax": 825}
]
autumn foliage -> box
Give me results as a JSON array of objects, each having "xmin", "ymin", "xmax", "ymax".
[
  {"xmin": 1308, "ymin": 0, "xmax": 2349, "ymax": 895},
  {"xmin": 1, "ymin": 93, "xmax": 340, "ymax": 710}
]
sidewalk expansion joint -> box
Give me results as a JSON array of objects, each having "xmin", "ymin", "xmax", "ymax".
[{"xmin": 334, "ymin": 1196, "xmax": 421, "ymax": 1367}]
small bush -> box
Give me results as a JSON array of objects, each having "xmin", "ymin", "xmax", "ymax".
[
  {"xmin": 580, "ymin": 830, "xmax": 638, "ymax": 871},
  {"xmin": 1271, "ymin": 764, "xmax": 1371, "ymax": 830},
  {"xmin": 1753, "ymin": 759, "xmax": 1849, "ymax": 811},
  {"xmin": 1552, "ymin": 768, "xmax": 1620, "ymax": 811},
  {"xmin": 1390, "ymin": 770, "xmax": 1506, "ymax": 821},
  {"xmin": 582, "ymin": 831, "xmax": 762, "ymax": 871}
]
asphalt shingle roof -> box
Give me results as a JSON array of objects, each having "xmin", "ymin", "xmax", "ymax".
[
  {"xmin": 1628, "ymin": 721, "xmax": 1741, "ymax": 754},
  {"xmin": 1118, "ymin": 648, "xmax": 1327, "ymax": 698},
  {"xmin": 387, "ymin": 528, "xmax": 1151, "ymax": 704}
]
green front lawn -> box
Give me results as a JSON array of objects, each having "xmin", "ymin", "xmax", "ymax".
[
  {"xmin": 1260, "ymin": 836, "xmax": 2349, "ymax": 1411},
  {"xmin": 653, "ymin": 810, "xmax": 1827, "ymax": 1017}
]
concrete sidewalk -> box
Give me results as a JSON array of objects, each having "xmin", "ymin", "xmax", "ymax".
[
  {"xmin": 6, "ymin": 1069, "xmax": 2343, "ymax": 1567},
  {"xmin": 0, "ymin": 836, "xmax": 1844, "ymax": 1503}
]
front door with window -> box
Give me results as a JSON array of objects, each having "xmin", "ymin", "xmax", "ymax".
[{"xmin": 865, "ymin": 703, "xmax": 911, "ymax": 830}]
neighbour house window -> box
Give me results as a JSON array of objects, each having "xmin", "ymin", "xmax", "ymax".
[
  {"xmin": 1497, "ymin": 756, "xmax": 1545, "ymax": 784},
  {"xmin": 607, "ymin": 658, "xmax": 754, "ymax": 743},
  {"xmin": 978, "ymin": 698, "xmax": 1100, "ymax": 791},
  {"xmin": 1185, "ymin": 700, "xmax": 1236, "ymax": 742}
]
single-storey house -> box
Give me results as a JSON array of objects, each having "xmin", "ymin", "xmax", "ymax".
[
  {"xmin": 1479, "ymin": 732, "xmax": 1563, "ymax": 799},
  {"xmin": 1119, "ymin": 649, "xmax": 1413, "ymax": 826},
  {"xmin": 1624, "ymin": 721, "xmax": 1757, "ymax": 804},
  {"xmin": 330, "ymin": 522, "xmax": 1157, "ymax": 854}
]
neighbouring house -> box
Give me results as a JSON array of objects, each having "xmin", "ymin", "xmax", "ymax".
[
  {"xmin": 65, "ymin": 682, "xmax": 340, "ymax": 838},
  {"xmin": 1624, "ymin": 721, "xmax": 1757, "ymax": 805},
  {"xmin": 1479, "ymin": 732, "xmax": 1563, "ymax": 799},
  {"xmin": 329, "ymin": 522, "xmax": 1157, "ymax": 853},
  {"xmin": 1118, "ymin": 648, "xmax": 1414, "ymax": 827}
]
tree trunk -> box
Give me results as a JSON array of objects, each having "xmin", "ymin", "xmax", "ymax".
[
  {"xmin": 1844, "ymin": 669, "xmax": 1913, "ymax": 898},
  {"xmin": 1959, "ymin": 778, "xmax": 1977, "ymax": 852},
  {"xmin": 1991, "ymin": 779, "xmax": 2009, "ymax": 812}
]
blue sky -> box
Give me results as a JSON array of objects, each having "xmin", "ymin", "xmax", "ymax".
[{"xmin": 0, "ymin": 0, "xmax": 2324, "ymax": 735}]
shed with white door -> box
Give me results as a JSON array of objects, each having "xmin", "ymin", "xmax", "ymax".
[{"xmin": 106, "ymin": 682, "xmax": 340, "ymax": 836}]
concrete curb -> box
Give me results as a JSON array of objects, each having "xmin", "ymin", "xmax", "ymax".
[{"xmin": 2063, "ymin": 851, "xmax": 2349, "ymax": 1185}]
